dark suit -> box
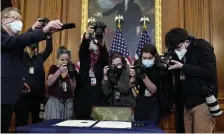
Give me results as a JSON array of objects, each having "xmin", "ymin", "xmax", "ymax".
[
  {"xmin": 1, "ymin": 28, "xmax": 47, "ymax": 132},
  {"xmin": 102, "ymin": 0, "xmax": 142, "ymax": 57}
]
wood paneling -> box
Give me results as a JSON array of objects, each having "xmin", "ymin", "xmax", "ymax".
[{"xmin": 8, "ymin": 0, "xmax": 224, "ymax": 132}]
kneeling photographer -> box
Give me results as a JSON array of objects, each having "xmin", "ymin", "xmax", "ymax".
[
  {"xmin": 102, "ymin": 52, "xmax": 135, "ymax": 107},
  {"xmin": 163, "ymin": 28, "xmax": 219, "ymax": 133},
  {"xmin": 130, "ymin": 44, "xmax": 162, "ymax": 125}
]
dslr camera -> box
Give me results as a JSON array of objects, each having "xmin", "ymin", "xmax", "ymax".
[
  {"xmin": 132, "ymin": 65, "xmax": 146, "ymax": 79},
  {"xmin": 156, "ymin": 50, "xmax": 176, "ymax": 75},
  {"xmin": 38, "ymin": 17, "xmax": 50, "ymax": 27},
  {"xmin": 91, "ymin": 21, "xmax": 107, "ymax": 41},
  {"xmin": 62, "ymin": 61, "xmax": 76, "ymax": 78},
  {"xmin": 107, "ymin": 64, "xmax": 120, "ymax": 85}
]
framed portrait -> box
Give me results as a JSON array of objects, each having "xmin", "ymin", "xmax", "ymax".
[{"xmin": 81, "ymin": 0, "xmax": 162, "ymax": 57}]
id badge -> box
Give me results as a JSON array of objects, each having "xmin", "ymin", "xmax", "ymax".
[
  {"xmin": 180, "ymin": 72, "xmax": 185, "ymax": 80},
  {"xmin": 29, "ymin": 67, "xmax": 34, "ymax": 74},
  {"xmin": 89, "ymin": 69, "xmax": 95, "ymax": 78},
  {"xmin": 91, "ymin": 78, "xmax": 97, "ymax": 86},
  {"xmin": 114, "ymin": 91, "xmax": 121, "ymax": 100},
  {"xmin": 144, "ymin": 89, "xmax": 152, "ymax": 97}
]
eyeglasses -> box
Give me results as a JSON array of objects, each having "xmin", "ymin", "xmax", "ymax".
[
  {"xmin": 3, "ymin": 16, "xmax": 22, "ymax": 21},
  {"xmin": 57, "ymin": 49, "xmax": 71, "ymax": 55}
]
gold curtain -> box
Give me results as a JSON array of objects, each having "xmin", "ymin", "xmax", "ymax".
[
  {"xmin": 11, "ymin": 0, "xmax": 82, "ymax": 74},
  {"xmin": 178, "ymin": 0, "xmax": 212, "ymax": 42}
]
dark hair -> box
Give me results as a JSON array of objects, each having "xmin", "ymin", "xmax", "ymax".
[
  {"xmin": 109, "ymin": 52, "xmax": 127, "ymax": 66},
  {"xmin": 57, "ymin": 46, "xmax": 71, "ymax": 58},
  {"xmin": 165, "ymin": 28, "xmax": 190, "ymax": 49}
]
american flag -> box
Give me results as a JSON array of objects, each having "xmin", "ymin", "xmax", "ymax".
[
  {"xmin": 134, "ymin": 29, "xmax": 152, "ymax": 61},
  {"xmin": 110, "ymin": 28, "xmax": 132, "ymax": 65}
]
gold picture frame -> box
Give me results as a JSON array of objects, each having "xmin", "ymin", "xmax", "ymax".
[{"xmin": 81, "ymin": 0, "xmax": 162, "ymax": 54}]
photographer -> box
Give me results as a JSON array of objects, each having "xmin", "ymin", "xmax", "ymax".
[
  {"xmin": 130, "ymin": 44, "xmax": 161, "ymax": 125},
  {"xmin": 102, "ymin": 53, "xmax": 135, "ymax": 107},
  {"xmin": 1, "ymin": 7, "xmax": 63, "ymax": 132},
  {"xmin": 45, "ymin": 46, "xmax": 77, "ymax": 120},
  {"xmin": 165, "ymin": 28, "xmax": 217, "ymax": 133},
  {"xmin": 14, "ymin": 18, "xmax": 53, "ymax": 127},
  {"xmin": 75, "ymin": 24, "xmax": 109, "ymax": 119}
]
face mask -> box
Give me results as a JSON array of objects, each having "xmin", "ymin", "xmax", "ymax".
[
  {"xmin": 142, "ymin": 59, "xmax": 155, "ymax": 68},
  {"xmin": 175, "ymin": 49, "xmax": 187, "ymax": 60},
  {"xmin": 9, "ymin": 20, "xmax": 23, "ymax": 34}
]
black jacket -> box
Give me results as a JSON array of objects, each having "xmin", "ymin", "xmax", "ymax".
[
  {"xmin": 1, "ymin": 28, "xmax": 47, "ymax": 104},
  {"xmin": 77, "ymin": 33, "xmax": 109, "ymax": 105},
  {"xmin": 164, "ymin": 38, "xmax": 218, "ymax": 110}
]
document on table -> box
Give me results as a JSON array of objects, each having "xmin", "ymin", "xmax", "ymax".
[
  {"xmin": 93, "ymin": 121, "xmax": 132, "ymax": 129},
  {"xmin": 53, "ymin": 120, "xmax": 97, "ymax": 127}
]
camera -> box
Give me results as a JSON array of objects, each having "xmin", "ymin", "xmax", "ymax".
[
  {"xmin": 202, "ymin": 85, "xmax": 222, "ymax": 117},
  {"xmin": 156, "ymin": 50, "xmax": 176, "ymax": 75},
  {"xmin": 91, "ymin": 21, "xmax": 107, "ymax": 41},
  {"xmin": 107, "ymin": 64, "xmax": 120, "ymax": 85},
  {"xmin": 67, "ymin": 61, "xmax": 76, "ymax": 78},
  {"xmin": 132, "ymin": 65, "xmax": 146, "ymax": 79},
  {"xmin": 38, "ymin": 17, "xmax": 50, "ymax": 27}
]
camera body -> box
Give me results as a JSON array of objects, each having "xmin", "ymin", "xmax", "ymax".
[
  {"xmin": 156, "ymin": 50, "xmax": 176, "ymax": 75},
  {"xmin": 133, "ymin": 65, "xmax": 146, "ymax": 79},
  {"xmin": 67, "ymin": 61, "xmax": 76, "ymax": 78},
  {"xmin": 107, "ymin": 64, "xmax": 120, "ymax": 85},
  {"xmin": 38, "ymin": 17, "xmax": 50, "ymax": 27},
  {"xmin": 91, "ymin": 21, "xmax": 107, "ymax": 41}
]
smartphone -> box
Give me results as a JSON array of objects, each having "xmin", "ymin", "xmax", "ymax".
[{"xmin": 61, "ymin": 23, "xmax": 76, "ymax": 30}]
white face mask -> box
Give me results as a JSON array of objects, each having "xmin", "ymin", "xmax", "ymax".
[
  {"xmin": 142, "ymin": 59, "xmax": 155, "ymax": 68},
  {"xmin": 10, "ymin": 20, "xmax": 23, "ymax": 34},
  {"xmin": 175, "ymin": 49, "xmax": 187, "ymax": 60}
]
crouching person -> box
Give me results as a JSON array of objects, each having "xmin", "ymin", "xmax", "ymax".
[{"xmin": 45, "ymin": 46, "xmax": 77, "ymax": 119}]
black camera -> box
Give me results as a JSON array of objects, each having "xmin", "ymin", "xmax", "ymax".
[
  {"xmin": 62, "ymin": 61, "xmax": 76, "ymax": 78},
  {"xmin": 107, "ymin": 64, "xmax": 120, "ymax": 85},
  {"xmin": 156, "ymin": 50, "xmax": 176, "ymax": 75},
  {"xmin": 67, "ymin": 61, "xmax": 76, "ymax": 78},
  {"xmin": 132, "ymin": 65, "xmax": 146, "ymax": 79},
  {"xmin": 38, "ymin": 17, "xmax": 50, "ymax": 27},
  {"xmin": 91, "ymin": 21, "xmax": 107, "ymax": 41}
]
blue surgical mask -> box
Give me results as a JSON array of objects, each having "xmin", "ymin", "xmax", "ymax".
[
  {"xmin": 142, "ymin": 59, "xmax": 155, "ymax": 68},
  {"xmin": 10, "ymin": 20, "xmax": 23, "ymax": 34}
]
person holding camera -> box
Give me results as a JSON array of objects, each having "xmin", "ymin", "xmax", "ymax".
[
  {"xmin": 102, "ymin": 52, "xmax": 135, "ymax": 107},
  {"xmin": 75, "ymin": 24, "xmax": 109, "ymax": 119},
  {"xmin": 165, "ymin": 28, "xmax": 217, "ymax": 133},
  {"xmin": 1, "ymin": 7, "xmax": 63, "ymax": 132},
  {"xmin": 14, "ymin": 18, "xmax": 53, "ymax": 127},
  {"xmin": 130, "ymin": 44, "xmax": 162, "ymax": 125},
  {"xmin": 45, "ymin": 46, "xmax": 77, "ymax": 120}
]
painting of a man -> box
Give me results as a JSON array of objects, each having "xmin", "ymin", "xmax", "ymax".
[{"xmin": 90, "ymin": 0, "xmax": 155, "ymax": 58}]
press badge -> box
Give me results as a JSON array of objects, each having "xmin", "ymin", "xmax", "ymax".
[
  {"xmin": 29, "ymin": 67, "xmax": 34, "ymax": 74},
  {"xmin": 144, "ymin": 89, "xmax": 152, "ymax": 97},
  {"xmin": 89, "ymin": 69, "xmax": 95, "ymax": 77},
  {"xmin": 91, "ymin": 78, "xmax": 97, "ymax": 86},
  {"xmin": 180, "ymin": 72, "xmax": 185, "ymax": 80},
  {"xmin": 114, "ymin": 91, "xmax": 121, "ymax": 100}
]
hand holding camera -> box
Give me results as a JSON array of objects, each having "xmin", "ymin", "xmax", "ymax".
[
  {"xmin": 131, "ymin": 65, "xmax": 146, "ymax": 79},
  {"xmin": 59, "ymin": 64, "xmax": 68, "ymax": 74},
  {"xmin": 32, "ymin": 19, "xmax": 43, "ymax": 30},
  {"xmin": 43, "ymin": 20, "xmax": 63, "ymax": 34},
  {"xmin": 168, "ymin": 60, "xmax": 183, "ymax": 70}
]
